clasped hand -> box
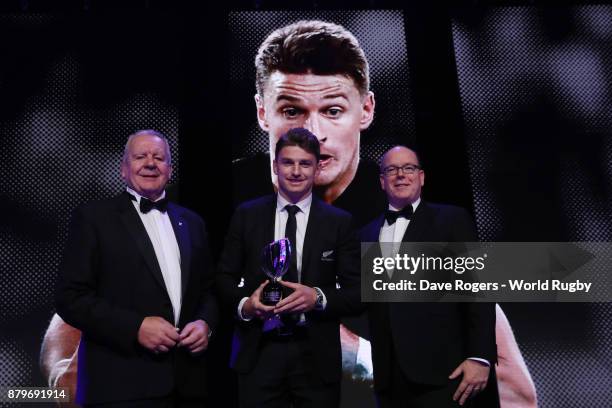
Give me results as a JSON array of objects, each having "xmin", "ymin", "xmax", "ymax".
[
  {"xmin": 243, "ymin": 280, "xmax": 317, "ymax": 320},
  {"xmin": 137, "ymin": 316, "xmax": 210, "ymax": 354}
]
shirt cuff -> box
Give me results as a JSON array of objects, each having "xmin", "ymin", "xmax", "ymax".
[
  {"xmin": 237, "ymin": 297, "xmax": 253, "ymax": 321},
  {"xmin": 204, "ymin": 321, "xmax": 213, "ymax": 339},
  {"xmin": 313, "ymin": 287, "xmax": 327, "ymax": 311},
  {"xmin": 355, "ymin": 337, "xmax": 374, "ymax": 380},
  {"xmin": 468, "ymin": 357, "xmax": 490, "ymax": 366}
]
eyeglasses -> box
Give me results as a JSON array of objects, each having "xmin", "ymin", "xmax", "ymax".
[{"xmin": 381, "ymin": 164, "xmax": 421, "ymax": 177}]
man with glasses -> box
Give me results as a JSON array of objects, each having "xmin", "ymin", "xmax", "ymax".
[{"xmin": 361, "ymin": 146, "xmax": 499, "ymax": 407}]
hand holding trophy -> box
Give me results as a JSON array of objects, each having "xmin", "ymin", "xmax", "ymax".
[{"xmin": 261, "ymin": 237, "xmax": 292, "ymax": 306}]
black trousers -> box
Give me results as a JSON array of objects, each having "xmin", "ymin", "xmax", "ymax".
[
  {"xmin": 375, "ymin": 347, "xmax": 470, "ymax": 408},
  {"xmin": 376, "ymin": 362, "xmax": 470, "ymax": 408},
  {"xmin": 238, "ymin": 335, "xmax": 340, "ymax": 408}
]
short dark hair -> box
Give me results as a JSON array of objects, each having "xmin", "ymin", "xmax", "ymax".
[
  {"xmin": 255, "ymin": 20, "xmax": 370, "ymax": 98},
  {"xmin": 275, "ymin": 128, "xmax": 321, "ymax": 162}
]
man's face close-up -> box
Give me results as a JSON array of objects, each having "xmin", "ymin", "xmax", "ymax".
[
  {"xmin": 257, "ymin": 71, "xmax": 374, "ymax": 191},
  {"xmin": 273, "ymin": 145, "xmax": 319, "ymax": 203},
  {"xmin": 380, "ymin": 147, "xmax": 424, "ymax": 209},
  {"xmin": 120, "ymin": 133, "xmax": 172, "ymax": 200}
]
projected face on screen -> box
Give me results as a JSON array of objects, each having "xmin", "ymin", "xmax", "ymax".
[
  {"xmin": 252, "ymin": 19, "xmax": 376, "ymax": 203},
  {"xmin": 229, "ymin": 11, "xmax": 414, "ymax": 217},
  {"xmin": 255, "ymin": 71, "xmax": 374, "ymax": 200}
]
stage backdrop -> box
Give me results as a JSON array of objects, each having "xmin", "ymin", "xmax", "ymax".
[
  {"xmin": 0, "ymin": 12, "xmax": 180, "ymax": 399},
  {"xmin": 452, "ymin": 5, "xmax": 612, "ymax": 406},
  {"xmin": 0, "ymin": 4, "xmax": 611, "ymax": 408}
]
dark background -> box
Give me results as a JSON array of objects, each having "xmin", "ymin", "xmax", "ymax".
[{"xmin": 1, "ymin": 1, "xmax": 611, "ymax": 407}]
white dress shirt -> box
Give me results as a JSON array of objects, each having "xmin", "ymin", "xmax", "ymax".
[
  {"xmin": 379, "ymin": 198, "xmax": 421, "ymax": 278},
  {"xmin": 127, "ymin": 187, "xmax": 182, "ymax": 325},
  {"xmin": 273, "ymin": 193, "xmax": 312, "ymax": 280}
]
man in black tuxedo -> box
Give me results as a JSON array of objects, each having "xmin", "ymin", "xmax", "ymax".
[
  {"xmin": 362, "ymin": 146, "xmax": 498, "ymax": 407},
  {"xmin": 216, "ymin": 128, "xmax": 361, "ymax": 407},
  {"xmin": 56, "ymin": 130, "xmax": 217, "ymax": 407}
]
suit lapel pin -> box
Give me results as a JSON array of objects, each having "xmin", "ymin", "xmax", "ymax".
[{"xmin": 321, "ymin": 250, "xmax": 334, "ymax": 261}]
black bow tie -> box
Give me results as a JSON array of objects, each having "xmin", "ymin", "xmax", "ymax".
[
  {"xmin": 138, "ymin": 196, "xmax": 169, "ymax": 213},
  {"xmin": 384, "ymin": 206, "xmax": 413, "ymax": 225}
]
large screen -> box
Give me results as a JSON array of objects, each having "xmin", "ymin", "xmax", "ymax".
[{"xmin": 452, "ymin": 6, "xmax": 612, "ymax": 406}]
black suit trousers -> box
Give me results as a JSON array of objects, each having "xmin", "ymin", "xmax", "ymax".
[
  {"xmin": 237, "ymin": 335, "xmax": 340, "ymax": 408},
  {"xmin": 375, "ymin": 346, "xmax": 469, "ymax": 408}
]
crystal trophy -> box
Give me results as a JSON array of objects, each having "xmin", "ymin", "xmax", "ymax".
[{"xmin": 261, "ymin": 238, "xmax": 292, "ymax": 305}]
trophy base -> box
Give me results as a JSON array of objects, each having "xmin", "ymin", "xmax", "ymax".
[{"xmin": 261, "ymin": 281, "xmax": 283, "ymax": 306}]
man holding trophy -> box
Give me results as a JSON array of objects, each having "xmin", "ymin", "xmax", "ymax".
[{"xmin": 216, "ymin": 128, "xmax": 361, "ymax": 407}]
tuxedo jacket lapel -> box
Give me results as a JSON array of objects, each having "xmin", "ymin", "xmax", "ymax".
[
  {"xmin": 168, "ymin": 204, "xmax": 191, "ymax": 297},
  {"xmin": 117, "ymin": 194, "xmax": 167, "ymax": 292},
  {"xmin": 402, "ymin": 201, "xmax": 432, "ymax": 242},
  {"xmin": 252, "ymin": 195, "xmax": 276, "ymax": 254},
  {"xmin": 363, "ymin": 214, "xmax": 385, "ymax": 261},
  {"xmin": 264, "ymin": 196, "xmax": 276, "ymax": 246},
  {"xmin": 364, "ymin": 215, "xmax": 385, "ymax": 242},
  {"xmin": 301, "ymin": 197, "xmax": 324, "ymax": 282}
]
